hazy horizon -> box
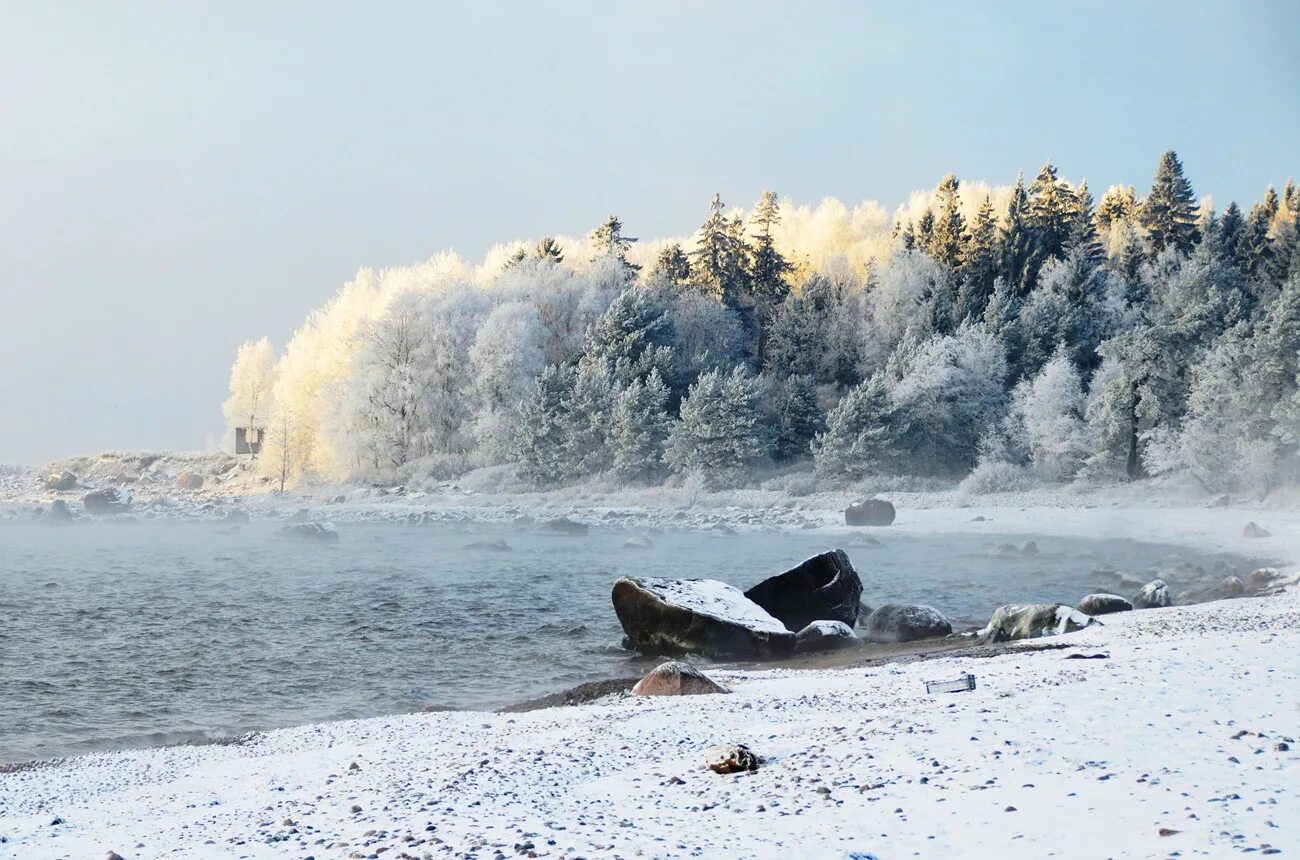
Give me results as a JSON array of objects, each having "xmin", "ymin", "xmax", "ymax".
[{"xmin": 3, "ymin": 0, "xmax": 1298, "ymax": 466}]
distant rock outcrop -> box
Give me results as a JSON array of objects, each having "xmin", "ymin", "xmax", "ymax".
[
  {"xmin": 631, "ymin": 661, "xmax": 729, "ymax": 696},
  {"xmin": 612, "ymin": 576, "xmax": 795, "ymax": 659},
  {"xmin": 743, "ymin": 549, "xmax": 863, "ymax": 631},
  {"xmin": 862, "ymin": 604, "xmax": 953, "ymax": 643},
  {"xmin": 844, "ymin": 499, "xmax": 895, "ymax": 526},
  {"xmin": 1077, "ymin": 593, "xmax": 1132, "ymax": 616},
  {"xmin": 977, "ymin": 604, "xmax": 1098, "ymax": 644}
]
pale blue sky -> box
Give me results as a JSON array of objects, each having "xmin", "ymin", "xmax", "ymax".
[{"xmin": 1, "ymin": 1, "xmax": 1297, "ymax": 464}]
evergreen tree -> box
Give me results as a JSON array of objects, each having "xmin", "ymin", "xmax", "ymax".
[
  {"xmin": 610, "ymin": 369, "xmax": 674, "ymax": 484},
  {"xmin": 957, "ymin": 194, "xmax": 999, "ymax": 320},
  {"xmin": 1212, "ymin": 201, "xmax": 1246, "ymax": 269},
  {"xmin": 1139, "ymin": 149, "xmax": 1200, "ymax": 254},
  {"xmin": 1027, "ymin": 162, "xmax": 1075, "ymax": 267},
  {"xmin": 1066, "ymin": 181, "xmax": 1105, "ymax": 269},
  {"xmin": 748, "ymin": 191, "xmax": 794, "ymax": 306},
  {"xmin": 998, "ymin": 173, "xmax": 1035, "ymax": 291},
  {"xmin": 765, "ymin": 275, "xmax": 843, "ymax": 383},
  {"xmin": 915, "ymin": 209, "xmax": 936, "ymax": 255},
  {"xmin": 812, "ymin": 373, "xmax": 902, "ymax": 481},
  {"xmin": 591, "ymin": 215, "xmax": 640, "ymax": 274},
  {"xmin": 773, "ymin": 373, "xmax": 823, "ymax": 462},
  {"xmin": 584, "ymin": 288, "xmax": 678, "ymax": 391},
  {"xmin": 564, "ymin": 358, "xmax": 615, "ymax": 476},
  {"xmin": 651, "ymin": 243, "xmax": 692, "ymax": 287},
  {"xmin": 928, "ymin": 174, "xmax": 965, "ymax": 269},
  {"xmin": 1095, "ymin": 185, "xmax": 1137, "ymax": 233},
  {"xmin": 514, "ymin": 364, "xmax": 578, "ymax": 487},
  {"xmin": 535, "ymin": 236, "xmax": 564, "ymax": 264},
  {"xmin": 665, "ymin": 367, "xmax": 766, "ymax": 487},
  {"xmin": 1011, "ymin": 347, "xmax": 1088, "ymax": 480},
  {"xmin": 691, "ymin": 194, "xmax": 752, "ymax": 308}
]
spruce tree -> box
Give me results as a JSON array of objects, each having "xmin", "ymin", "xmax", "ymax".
[
  {"xmin": 1095, "ymin": 185, "xmax": 1137, "ymax": 233},
  {"xmin": 1243, "ymin": 189, "xmax": 1279, "ymax": 296},
  {"xmin": 514, "ymin": 364, "xmax": 577, "ymax": 487},
  {"xmin": 929, "ymin": 174, "xmax": 965, "ymax": 269},
  {"xmin": 691, "ymin": 194, "xmax": 751, "ymax": 308},
  {"xmin": 748, "ymin": 191, "xmax": 794, "ymax": 306},
  {"xmin": 1139, "ymin": 150, "xmax": 1200, "ymax": 254},
  {"xmin": 998, "ymin": 173, "xmax": 1034, "ymax": 291},
  {"xmin": 564, "ymin": 358, "xmax": 615, "ymax": 476},
  {"xmin": 812, "ymin": 373, "xmax": 901, "ymax": 481},
  {"xmin": 591, "ymin": 215, "xmax": 640, "ymax": 274},
  {"xmin": 584, "ymin": 288, "xmax": 678, "ymax": 391},
  {"xmin": 651, "ymin": 243, "xmax": 692, "ymax": 287},
  {"xmin": 773, "ymin": 373, "xmax": 823, "ymax": 462},
  {"xmin": 665, "ymin": 367, "xmax": 766, "ymax": 487},
  {"xmin": 1027, "ymin": 162, "xmax": 1075, "ymax": 266},
  {"xmin": 610, "ymin": 369, "xmax": 674, "ymax": 484},
  {"xmin": 957, "ymin": 194, "xmax": 999, "ymax": 320},
  {"xmin": 1213, "ymin": 202, "xmax": 1246, "ymax": 269}
]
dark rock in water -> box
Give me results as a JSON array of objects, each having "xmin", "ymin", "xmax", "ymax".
[
  {"xmin": 465, "ymin": 538, "xmax": 511, "ymax": 551},
  {"xmin": 82, "ymin": 488, "xmax": 129, "ymax": 515},
  {"xmin": 744, "ymin": 549, "xmax": 863, "ymax": 632},
  {"xmin": 176, "ymin": 471, "xmax": 204, "ymax": 491},
  {"xmin": 44, "ymin": 471, "xmax": 77, "ymax": 491},
  {"xmin": 794, "ymin": 620, "xmax": 860, "ymax": 654},
  {"xmin": 1077, "ymin": 593, "xmax": 1132, "ymax": 616},
  {"xmin": 977, "ymin": 604, "xmax": 1098, "ymax": 644},
  {"xmin": 278, "ymin": 522, "xmax": 339, "ymax": 543},
  {"xmin": 1132, "ymin": 579, "xmax": 1171, "ymax": 609},
  {"xmin": 544, "ymin": 516, "xmax": 589, "ymax": 536},
  {"xmin": 862, "ymin": 604, "xmax": 953, "ymax": 643},
  {"xmin": 632, "ymin": 661, "xmax": 729, "ymax": 696},
  {"xmin": 623, "ymin": 536, "xmax": 654, "ymax": 549},
  {"xmin": 855, "ymin": 601, "xmax": 873, "ymax": 627},
  {"xmin": 612, "ymin": 576, "xmax": 795, "ymax": 659},
  {"xmin": 223, "ymin": 509, "xmax": 250, "ymax": 524},
  {"xmin": 47, "ymin": 499, "xmax": 74, "ymax": 523},
  {"xmin": 845, "ymin": 498, "xmax": 895, "ymax": 526},
  {"xmin": 1021, "ymin": 540, "xmax": 1039, "ymax": 556},
  {"xmin": 1242, "ymin": 521, "xmax": 1271, "ymax": 539},
  {"xmin": 707, "ymin": 743, "xmax": 759, "ymax": 774}
]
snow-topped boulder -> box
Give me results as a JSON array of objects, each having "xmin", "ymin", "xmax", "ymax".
[
  {"xmin": 862, "ymin": 604, "xmax": 953, "ymax": 643},
  {"xmin": 176, "ymin": 471, "xmax": 204, "ymax": 491},
  {"xmin": 631, "ymin": 661, "xmax": 729, "ymax": 696},
  {"xmin": 1077, "ymin": 593, "xmax": 1133, "ymax": 616},
  {"xmin": 612, "ymin": 576, "xmax": 795, "ymax": 659},
  {"xmin": 82, "ymin": 487, "xmax": 129, "ymax": 515},
  {"xmin": 1245, "ymin": 568, "xmax": 1287, "ymax": 594},
  {"xmin": 1243, "ymin": 521, "xmax": 1271, "ymax": 539},
  {"xmin": 744, "ymin": 549, "xmax": 863, "ymax": 631},
  {"xmin": 976, "ymin": 604, "xmax": 1099, "ymax": 645},
  {"xmin": 44, "ymin": 471, "xmax": 77, "ymax": 491},
  {"xmin": 794, "ymin": 620, "xmax": 859, "ymax": 654},
  {"xmin": 1132, "ymin": 579, "xmax": 1171, "ymax": 609},
  {"xmin": 278, "ymin": 522, "xmax": 339, "ymax": 543},
  {"xmin": 845, "ymin": 498, "xmax": 895, "ymax": 526}
]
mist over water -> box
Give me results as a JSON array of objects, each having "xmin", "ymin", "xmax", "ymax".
[{"xmin": 0, "ymin": 520, "xmax": 1250, "ymax": 763}]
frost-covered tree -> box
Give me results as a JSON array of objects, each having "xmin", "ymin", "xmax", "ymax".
[
  {"xmin": 1140, "ymin": 150, "xmax": 1200, "ymax": 255},
  {"xmin": 928, "ymin": 174, "xmax": 965, "ymax": 269},
  {"xmin": 514, "ymin": 364, "xmax": 577, "ymax": 487},
  {"xmin": 691, "ymin": 194, "xmax": 751, "ymax": 308},
  {"xmin": 1027, "ymin": 162, "xmax": 1075, "ymax": 272},
  {"xmin": 748, "ymin": 191, "xmax": 793, "ymax": 307},
  {"xmin": 772, "ymin": 373, "xmax": 823, "ymax": 462},
  {"xmin": 469, "ymin": 302, "xmax": 545, "ymax": 464},
  {"xmin": 666, "ymin": 367, "xmax": 766, "ymax": 487},
  {"xmin": 222, "ymin": 337, "xmax": 277, "ymax": 447},
  {"xmin": 610, "ymin": 369, "xmax": 673, "ymax": 484},
  {"xmin": 1011, "ymin": 348, "xmax": 1088, "ymax": 481},
  {"xmin": 666, "ymin": 291, "xmax": 748, "ymax": 387},
  {"xmin": 590, "ymin": 215, "xmax": 639, "ymax": 275},
  {"xmin": 862, "ymin": 249, "xmax": 955, "ymax": 369},
  {"xmin": 998, "ymin": 173, "xmax": 1035, "ymax": 292},
  {"xmin": 957, "ymin": 195, "xmax": 999, "ymax": 320},
  {"xmin": 564, "ymin": 358, "xmax": 615, "ymax": 476},
  {"xmin": 650, "ymin": 243, "xmax": 692, "ymax": 287},
  {"xmin": 812, "ymin": 373, "xmax": 901, "ymax": 481},
  {"xmin": 584, "ymin": 288, "xmax": 677, "ymax": 392}
]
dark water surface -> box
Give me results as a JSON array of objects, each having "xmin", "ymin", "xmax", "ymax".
[{"xmin": 0, "ymin": 519, "xmax": 1245, "ymax": 763}]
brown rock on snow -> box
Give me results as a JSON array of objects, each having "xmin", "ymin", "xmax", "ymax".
[
  {"xmin": 632, "ymin": 661, "xmax": 729, "ymax": 696},
  {"xmin": 707, "ymin": 743, "xmax": 759, "ymax": 774}
]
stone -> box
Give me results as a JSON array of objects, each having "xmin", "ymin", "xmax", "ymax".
[
  {"xmin": 977, "ymin": 604, "xmax": 1099, "ymax": 645},
  {"xmin": 862, "ymin": 604, "xmax": 953, "ymax": 643},
  {"xmin": 223, "ymin": 509, "xmax": 250, "ymax": 524},
  {"xmin": 106, "ymin": 853, "xmax": 125, "ymax": 860},
  {"xmin": 1076, "ymin": 593, "xmax": 1133, "ymax": 616},
  {"xmin": 631, "ymin": 661, "xmax": 729, "ymax": 696},
  {"xmin": 82, "ymin": 488, "xmax": 129, "ymax": 515},
  {"xmin": 1132, "ymin": 579, "xmax": 1171, "ymax": 609},
  {"xmin": 743, "ymin": 549, "xmax": 864, "ymax": 631},
  {"xmin": 464, "ymin": 538, "xmax": 511, "ymax": 551},
  {"xmin": 1245, "ymin": 567, "xmax": 1287, "ymax": 594},
  {"xmin": 544, "ymin": 516, "xmax": 589, "ymax": 535},
  {"xmin": 1021, "ymin": 540, "xmax": 1039, "ymax": 556},
  {"xmin": 794, "ymin": 620, "xmax": 860, "ymax": 654},
  {"xmin": 706, "ymin": 743, "xmax": 758, "ymax": 774},
  {"xmin": 1210, "ymin": 494, "xmax": 1232, "ymax": 508},
  {"xmin": 623, "ymin": 536, "xmax": 654, "ymax": 549},
  {"xmin": 844, "ymin": 498, "xmax": 895, "ymax": 526},
  {"xmin": 176, "ymin": 471, "xmax": 204, "ymax": 491},
  {"xmin": 1242, "ymin": 521, "xmax": 1272, "ymax": 539},
  {"xmin": 1200, "ymin": 576, "xmax": 1246, "ymax": 601},
  {"xmin": 278, "ymin": 522, "xmax": 339, "ymax": 543},
  {"xmin": 47, "ymin": 499, "xmax": 74, "ymax": 523},
  {"xmin": 612, "ymin": 576, "xmax": 795, "ymax": 659},
  {"xmin": 44, "ymin": 471, "xmax": 77, "ymax": 491}
]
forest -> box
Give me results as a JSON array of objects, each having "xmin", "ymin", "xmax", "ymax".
[{"xmin": 222, "ymin": 151, "xmax": 1300, "ymax": 497}]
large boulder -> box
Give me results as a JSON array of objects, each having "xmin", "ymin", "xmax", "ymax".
[
  {"xmin": 631, "ymin": 661, "xmax": 729, "ymax": 696},
  {"xmin": 176, "ymin": 471, "xmax": 204, "ymax": 491},
  {"xmin": 862, "ymin": 604, "xmax": 953, "ymax": 643},
  {"xmin": 1242, "ymin": 521, "xmax": 1272, "ymax": 539},
  {"xmin": 278, "ymin": 522, "xmax": 339, "ymax": 543},
  {"xmin": 1077, "ymin": 593, "xmax": 1132, "ymax": 616},
  {"xmin": 845, "ymin": 499, "xmax": 895, "ymax": 526},
  {"xmin": 1245, "ymin": 567, "xmax": 1286, "ymax": 594},
  {"xmin": 743, "ymin": 549, "xmax": 863, "ymax": 631},
  {"xmin": 794, "ymin": 620, "xmax": 860, "ymax": 654},
  {"xmin": 44, "ymin": 471, "xmax": 77, "ymax": 491},
  {"xmin": 1132, "ymin": 579, "xmax": 1171, "ymax": 609},
  {"xmin": 612, "ymin": 577, "xmax": 795, "ymax": 659},
  {"xmin": 82, "ymin": 488, "xmax": 129, "ymax": 515},
  {"xmin": 47, "ymin": 499, "xmax": 74, "ymax": 523},
  {"xmin": 544, "ymin": 516, "xmax": 589, "ymax": 536},
  {"xmin": 977, "ymin": 604, "xmax": 1099, "ymax": 645}
]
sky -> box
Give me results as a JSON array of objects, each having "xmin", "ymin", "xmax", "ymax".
[{"xmin": 1, "ymin": 1, "xmax": 1297, "ymax": 466}]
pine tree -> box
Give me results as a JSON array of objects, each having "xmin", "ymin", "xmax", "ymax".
[
  {"xmin": 998, "ymin": 173, "xmax": 1034, "ymax": 291},
  {"xmin": 691, "ymin": 194, "xmax": 751, "ymax": 308},
  {"xmin": 1212, "ymin": 202, "xmax": 1246, "ymax": 269},
  {"xmin": 957, "ymin": 194, "xmax": 999, "ymax": 320},
  {"xmin": 1027, "ymin": 162, "xmax": 1075, "ymax": 266},
  {"xmin": 748, "ymin": 191, "xmax": 793, "ymax": 306},
  {"xmin": 1095, "ymin": 185, "xmax": 1137, "ymax": 233},
  {"xmin": 514, "ymin": 364, "xmax": 578, "ymax": 487},
  {"xmin": 1140, "ymin": 150, "xmax": 1200, "ymax": 254},
  {"xmin": 591, "ymin": 215, "xmax": 640, "ymax": 274},
  {"xmin": 610, "ymin": 369, "xmax": 673, "ymax": 484},
  {"xmin": 535, "ymin": 236, "xmax": 564, "ymax": 264},
  {"xmin": 584, "ymin": 288, "xmax": 678, "ymax": 391},
  {"xmin": 773, "ymin": 373, "xmax": 823, "ymax": 462},
  {"xmin": 812, "ymin": 373, "xmax": 902, "ymax": 481},
  {"xmin": 665, "ymin": 367, "xmax": 766, "ymax": 487},
  {"xmin": 929, "ymin": 174, "xmax": 965, "ymax": 269},
  {"xmin": 1066, "ymin": 181, "xmax": 1105, "ymax": 269},
  {"xmin": 651, "ymin": 243, "xmax": 692, "ymax": 287},
  {"xmin": 564, "ymin": 358, "xmax": 615, "ymax": 476}
]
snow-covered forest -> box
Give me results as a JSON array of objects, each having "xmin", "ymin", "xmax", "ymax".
[{"xmin": 223, "ymin": 151, "xmax": 1300, "ymax": 497}]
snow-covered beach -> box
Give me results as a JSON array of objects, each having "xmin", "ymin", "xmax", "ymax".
[{"xmin": 2, "ymin": 500, "xmax": 1297, "ymax": 860}]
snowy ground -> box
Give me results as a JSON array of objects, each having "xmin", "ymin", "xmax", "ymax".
[{"xmin": 2, "ymin": 503, "xmax": 1298, "ymax": 860}]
